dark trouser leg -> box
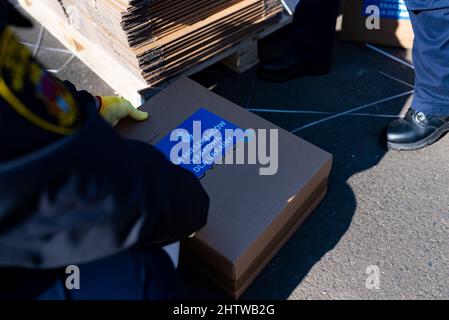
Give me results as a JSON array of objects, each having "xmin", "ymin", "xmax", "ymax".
[
  {"xmin": 290, "ymin": 0, "xmax": 340, "ymax": 64},
  {"xmin": 408, "ymin": 6, "xmax": 449, "ymax": 115},
  {"xmin": 65, "ymin": 248, "xmax": 177, "ymax": 300},
  {"xmin": 1, "ymin": 248, "xmax": 178, "ymax": 300},
  {"xmin": 257, "ymin": 0, "xmax": 340, "ymax": 81}
]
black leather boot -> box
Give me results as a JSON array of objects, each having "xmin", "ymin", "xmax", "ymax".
[
  {"xmin": 257, "ymin": 54, "xmax": 332, "ymax": 82},
  {"xmin": 386, "ymin": 108, "xmax": 449, "ymax": 150}
]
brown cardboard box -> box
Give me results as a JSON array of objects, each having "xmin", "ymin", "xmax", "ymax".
[
  {"xmin": 117, "ymin": 78, "xmax": 332, "ymax": 299},
  {"xmin": 341, "ymin": 0, "xmax": 414, "ymax": 49}
]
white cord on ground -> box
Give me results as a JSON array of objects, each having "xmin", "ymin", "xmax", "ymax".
[
  {"xmin": 32, "ymin": 25, "xmax": 44, "ymax": 57},
  {"xmin": 290, "ymin": 90, "xmax": 415, "ymax": 133},
  {"xmin": 46, "ymin": 54, "xmax": 76, "ymax": 74},
  {"xmin": 248, "ymin": 108, "xmax": 400, "ymax": 118},
  {"xmin": 378, "ymin": 71, "xmax": 415, "ymax": 89},
  {"xmin": 21, "ymin": 41, "xmax": 72, "ymax": 54},
  {"xmin": 366, "ymin": 44, "xmax": 415, "ymax": 70}
]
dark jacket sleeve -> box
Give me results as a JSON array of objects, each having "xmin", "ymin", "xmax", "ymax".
[
  {"xmin": 124, "ymin": 139, "xmax": 210, "ymax": 247},
  {"xmin": 62, "ymin": 81, "xmax": 210, "ymax": 246},
  {"xmin": 0, "ymin": 82, "xmax": 209, "ymax": 269},
  {"xmin": 62, "ymin": 80, "xmax": 99, "ymax": 111}
]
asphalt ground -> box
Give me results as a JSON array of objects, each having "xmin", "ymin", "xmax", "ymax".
[{"xmin": 11, "ymin": 2, "xmax": 449, "ymax": 300}]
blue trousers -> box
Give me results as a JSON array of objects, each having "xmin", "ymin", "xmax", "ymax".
[
  {"xmin": 0, "ymin": 248, "xmax": 177, "ymax": 300},
  {"xmin": 405, "ymin": 2, "xmax": 449, "ymax": 115}
]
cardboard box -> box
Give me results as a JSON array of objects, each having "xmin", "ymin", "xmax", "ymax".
[
  {"xmin": 341, "ymin": 0, "xmax": 414, "ymax": 49},
  {"xmin": 117, "ymin": 78, "xmax": 332, "ymax": 299}
]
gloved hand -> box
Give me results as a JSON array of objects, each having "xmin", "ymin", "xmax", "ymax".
[{"xmin": 97, "ymin": 96, "xmax": 148, "ymax": 126}]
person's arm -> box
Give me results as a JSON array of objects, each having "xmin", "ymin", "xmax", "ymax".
[
  {"xmin": 125, "ymin": 139, "xmax": 210, "ymax": 246},
  {"xmin": 0, "ymin": 104, "xmax": 209, "ymax": 268},
  {"xmin": 63, "ymin": 80, "xmax": 148, "ymax": 127},
  {"xmin": 0, "ymin": 3, "xmax": 208, "ymax": 268},
  {"xmin": 61, "ymin": 82, "xmax": 207, "ymax": 244}
]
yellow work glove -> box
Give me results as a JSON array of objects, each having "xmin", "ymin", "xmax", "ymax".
[{"xmin": 97, "ymin": 96, "xmax": 148, "ymax": 127}]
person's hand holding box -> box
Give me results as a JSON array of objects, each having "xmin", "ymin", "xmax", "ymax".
[{"xmin": 97, "ymin": 96, "xmax": 149, "ymax": 127}]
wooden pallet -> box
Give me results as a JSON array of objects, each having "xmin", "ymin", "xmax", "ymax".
[{"xmin": 19, "ymin": 0, "xmax": 292, "ymax": 106}]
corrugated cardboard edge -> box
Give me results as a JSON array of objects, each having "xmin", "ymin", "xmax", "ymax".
[{"xmin": 232, "ymin": 157, "xmax": 332, "ymax": 280}]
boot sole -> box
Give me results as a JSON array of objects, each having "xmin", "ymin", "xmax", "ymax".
[
  {"xmin": 387, "ymin": 122, "xmax": 449, "ymax": 151},
  {"xmin": 257, "ymin": 66, "xmax": 332, "ymax": 83}
]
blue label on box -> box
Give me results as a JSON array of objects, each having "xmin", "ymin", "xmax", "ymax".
[
  {"xmin": 155, "ymin": 108, "xmax": 242, "ymax": 178},
  {"xmin": 363, "ymin": 0, "xmax": 410, "ymax": 20}
]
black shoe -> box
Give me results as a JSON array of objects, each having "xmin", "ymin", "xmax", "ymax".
[
  {"xmin": 386, "ymin": 108, "xmax": 449, "ymax": 150},
  {"xmin": 257, "ymin": 54, "xmax": 332, "ymax": 82}
]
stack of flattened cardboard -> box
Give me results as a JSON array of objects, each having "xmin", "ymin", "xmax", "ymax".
[{"xmin": 44, "ymin": 0, "xmax": 283, "ymax": 85}]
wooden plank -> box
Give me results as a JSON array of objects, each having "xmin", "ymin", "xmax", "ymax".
[
  {"xmin": 19, "ymin": 0, "xmax": 148, "ymax": 106},
  {"xmin": 222, "ymin": 38, "xmax": 259, "ymax": 73}
]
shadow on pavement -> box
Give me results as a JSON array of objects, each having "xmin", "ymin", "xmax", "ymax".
[{"xmin": 181, "ymin": 9, "xmax": 410, "ymax": 299}]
